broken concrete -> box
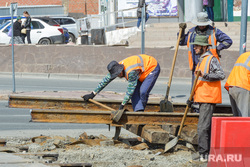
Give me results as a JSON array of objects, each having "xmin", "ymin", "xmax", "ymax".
[
  {"xmin": 162, "ymin": 123, "xmax": 179, "ymax": 136},
  {"xmin": 131, "ymin": 143, "xmax": 149, "ymax": 150},
  {"xmin": 141, "ymin": 126, "xmax": 169, "ymax": 144},
  {"xmin": 180, "ymin": 124, "xmax": 198, "ymax": 145}
]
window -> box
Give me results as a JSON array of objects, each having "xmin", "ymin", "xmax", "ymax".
[
  {"xmin": 31, "ymin": 21, "xmax": 44, "ymax": 29},
  {"xmin": 0, "ymin": 21, "xmax": 10, "ymax": 30},
  {"xmin": 53, "ymin": 19, "xmax": 61, "ymax": 24},
  {"xmin": 62, "ymin": 18, "xmax": 75, "ymax": 24}
]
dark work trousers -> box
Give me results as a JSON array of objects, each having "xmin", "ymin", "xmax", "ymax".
[
  {"xmin": 22, "ymin": 30, "xmax": 31, "ymax": 44},
  {"xmin": 198, "ymin": 103, "xmax": 216, "ymax": 155},
  {"xmin": 229, "ymin": 86, "xmax": 250, "ymax": 117},
  {"xmin": 131, "ymin": 63, "xmax": 160, "ymax": 111}
]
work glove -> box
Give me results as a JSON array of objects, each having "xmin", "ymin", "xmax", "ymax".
[
  {"xmin": 82, "ymin": 92, "xmax": 95, "ymax": 101},
  {"xmin": 119, "ymin": 104, "xmax": 125, "ymax": 110},
  {"xmin": 186, "ymin": 99, "xmax": 193, "ymax": 108},
  {"xmin": 179, "ymin": 23, "xmax": 187, "ymax": 30}
]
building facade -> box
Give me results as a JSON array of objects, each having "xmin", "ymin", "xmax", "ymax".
[{"xmin": 0, "ymin": 0, "xmax": 99, "ymax": 16}]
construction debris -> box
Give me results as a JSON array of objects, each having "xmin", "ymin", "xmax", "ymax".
[
  {"xmin": 0, "ymin": 139, "xmax": 6, "ymax": 147},
  {"xmin": 0, "ymin": 132, "xmax": 200, "ymax": 167}
]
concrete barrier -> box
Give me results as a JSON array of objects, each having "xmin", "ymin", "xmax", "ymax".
[{"xmin": 0, "ymin": 45, "xmax": 239, "ymax": 78}]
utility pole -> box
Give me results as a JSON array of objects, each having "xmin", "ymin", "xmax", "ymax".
[{"xmin": 239, "ymin": 0, "xmax": 248, "ymax": 55}]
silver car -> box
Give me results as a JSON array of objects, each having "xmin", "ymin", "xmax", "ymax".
[{"xmin": 51, "ymin": 17, "xmax": 78, "ymax": 43}]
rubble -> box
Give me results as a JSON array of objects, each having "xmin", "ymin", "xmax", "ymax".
[{"xmin": 0, "ymin": 132, "xmax": 204, "ymax": 167}]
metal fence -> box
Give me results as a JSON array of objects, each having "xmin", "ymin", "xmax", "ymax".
[{"xmin": 77, "ymin": 7, "xmax": 138, "ymax": 36}]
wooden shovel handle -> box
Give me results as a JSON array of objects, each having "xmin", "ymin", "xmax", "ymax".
[
  {"xmin": 165, "ymin": 28, "xmax": 183, "ymax": 99},
  {"xmin": 177, "ymin": 70, "xmax": 201, "ymax": 137},
  {"xmin": 88, "ymin": 99, "xmax": 116, "ymax": 111}
]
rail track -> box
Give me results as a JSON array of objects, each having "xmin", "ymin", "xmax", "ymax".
[
  {"xmin": 8, "ymin": 95, "xmax": 233, "ymax": 145},
  {"xmin": 9, "ymin": 95, "xmax": 232, "ymax": 113}
]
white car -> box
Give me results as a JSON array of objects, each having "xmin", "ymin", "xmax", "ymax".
[
  {"xmin": 51, "ymin": 17, "xmax": 78, "ymax": 43},
  {"xmin": 0, "ymin": 18, "xmax": 65, "ymax": 45}
]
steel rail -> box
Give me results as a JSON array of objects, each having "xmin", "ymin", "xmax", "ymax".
[
  {"xmin": 9, "ymin": 95, "xmax": 232, "ymax": 113},
  {"xmin": 30, "ymin": 109, "xmax": 233, "ymax": 125}
]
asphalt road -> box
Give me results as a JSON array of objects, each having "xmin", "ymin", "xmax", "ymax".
[
  {"xmin": 1, "ymin": 73, "xmax": 193, "ymax": 102},
  {"xmin": 0, "ymin": 74, "xmax": 230, "ymax": 138},
  {"xmin": 0, "ymin": 99, "xmax": 123, "ymax": 138}
]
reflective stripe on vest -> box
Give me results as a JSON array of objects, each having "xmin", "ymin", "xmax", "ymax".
[
  {"xmin": 208, "ymin": 28, "xmax": 219, "ymax": 60},
  {"xmin": 194, "ymin": 54, "xmax": 222, "ymax": 103},
  {"xmin": 187, "ymin": 32, "xmax": 194, "ymax": 70},
  {"xmin": 198, "ymin": 55, "xmax": 213, "ymax": 82},
  {"xmin": 234, "ymin": 56, "xmax": 250, "ymax": 70},
  {"xmin": 224, "ymin": 52, "xmax": 250, "ymax": 91},
  {"xmin": 124, "ymin": 55, "xmax": 145, "ymax": 75},
  {"xmin": 121, "ymin": 54, "xmax": 157, "ymax": 82},
  {"xmin": 187, "ymin": 29, "xmax": 219, "ymax": 71}
]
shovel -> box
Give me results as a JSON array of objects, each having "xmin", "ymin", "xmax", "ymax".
[
  {"xmin": 88, "ymin": 99, "xmax": 116, "ymax": 111},
  {"xmin": 160, "ymin": 28, "xmax": 184, "ymax": 112},
  {"xmin": 164, "ymin": 70, "xmax": 201, "ymax": 152},
  {"xmin": 88, "ymin": 99, "xmax": 125, "ymax": 123}
]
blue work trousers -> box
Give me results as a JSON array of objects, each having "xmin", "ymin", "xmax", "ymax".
[
  {"xmin": 206, "ymin": 7, "xmax": 214, "ymax": 21},
  {"xmin": 137, "ymin": 13, "xmax": 149, "ymax": 28},
  {"xmin": 131, "ymin": 63, "xmax": 160, "ymax": 111}
]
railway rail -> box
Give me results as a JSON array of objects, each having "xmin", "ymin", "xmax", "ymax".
[{"xmin": 8, "ymin": 94, "xmax": 233, "ymax": 145}]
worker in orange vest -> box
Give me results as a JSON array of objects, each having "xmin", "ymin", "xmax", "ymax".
[
  {"xmin": 188, "ymin": 35, "xmax": 225, "ymax": 162},
  {"xmin": 82, "ymin": 54, "xmax": 160, "ymax": 113},
  {"xmin": 179, "ymin": 12, "xmax": 232, "ymax": 113},
  {"xmin": 224, "ymin": 52, "xmax": 250, "ymax": 117},
  {"xmin": 179, "ymin": 12, "xmax": 232, "ymax": 84}
]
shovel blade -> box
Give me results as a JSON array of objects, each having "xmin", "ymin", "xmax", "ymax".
[
  {"xmin": 111, "ymin": 109, "xmax": 125, "ymax": 123},
  {"xmin": 164, "ymin": 137, "xmax": 178, "ymax": 153},
  {"xmin": 160, "ymin": 99, "xmax": 174, "ymax": 112}
]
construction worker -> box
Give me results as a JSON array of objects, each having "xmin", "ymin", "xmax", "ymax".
[
  {"xmin": 178, "ymin": 12, "xmax": 232, "ymax": 86},
  {"xmin": 224, "ymin": 52, "xmax": 250, "ymax": 117},
  {"xmin": 188, "ymin": 35, "xmax": 225, "ymax": 162},
  {"xmin": 82, "ymin": 54, "xmax": 160, "ymax": 113},
  {"xmin": 179, "ymin": 12, "xmax": 232, "ymax": 112}
]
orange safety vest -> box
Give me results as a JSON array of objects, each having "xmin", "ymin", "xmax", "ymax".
[
  {"xmin": 187, "ymin": 28, "xmax": 219, "ymax": 71},
  {"xmin": 194, "ymin": 54, "xmax": 222, "ymax": 104},
  {"xmin": 119, "ymin": 54, "xmax": 157, "ymax": 82},
  {"xmin": 224, "ymin": 52, "xmax": 250, "ymax": 91}
]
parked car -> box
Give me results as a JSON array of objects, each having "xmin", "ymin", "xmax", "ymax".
[
  {"xmin": 0, "ymin": 18, "xmax": 65, "ymax": 45},
  {"xmin": 51, "ymin": 17, "xmax": 78, "ymax": 43},
  {"xmin": 0, "ymin": 16, "xmax": 25, "ymax": 25},
  {"xmin": 35, "ymin": 17, "xmax": 69, "ymax": 44}
]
